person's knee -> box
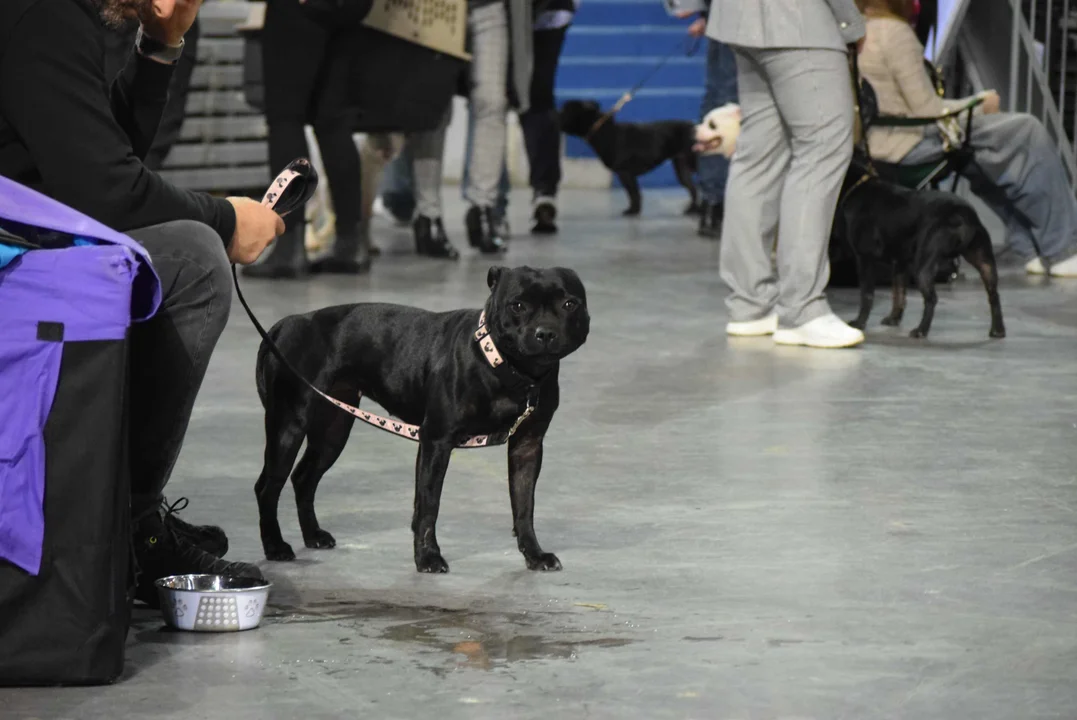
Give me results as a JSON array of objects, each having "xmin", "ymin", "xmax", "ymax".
[
  {"xmin": 169, "ymin": 220, "xmax": 232, "ymax": 333},
  {"xmin": 470, "ymin": 81, "xmax": 507, "ymax": 120}
]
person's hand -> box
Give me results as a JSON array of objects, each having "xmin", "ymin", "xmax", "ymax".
[
  {"xmin": 139, "ymin": 0, "xmax": 203, "ymax": 47},
  {"xmin": 688, "ymin": 17, "xmax": 707, "ymax": 37},
  {"xmin": 227, "ymin": 197, "xmax": 285, "ymax": 265},
  {"xmin": 982, "ymin": 90, "xmax": 1001, "ymax": 114}
]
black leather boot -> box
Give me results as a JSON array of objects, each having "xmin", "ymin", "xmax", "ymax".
[
  {"xmin": 413, "ymin": 215, "xmax": 460, "ymax": 260},
  {"xmin": 465, "ymin": 205, "xmax": 507, "ymax": 255},
  {"xmin": 531, "ymin": 197, "xmax": 558, "ymax": 235},
  {"xmin": 241, "ymin": 222, "xmax": 307, "ymax": 279},
  {"xmin": 310, "ymin": 218, "xmax": 372, "ymax": 274}
]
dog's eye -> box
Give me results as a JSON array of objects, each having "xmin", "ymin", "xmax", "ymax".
[
  {"xmin": 510, "ymin": 302, "xmax": 526, "ymax": 314},
  {"xmin": 708, "ymin": 120, "xmax": 717, "ymax": 129},
  {"xmin": 563, "ymin": 300, "xmax": 578, "ymax": 312}
]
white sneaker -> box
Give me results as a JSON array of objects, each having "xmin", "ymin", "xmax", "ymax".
[
  {"xmin": 773, "ymin": 313, "xmax": 865, "ymax": 348},
  {"xmin": 726, "ymin": 313, "xmax": 778, "ymax": 336},
  {"xmin": 1025, "ymin": 257, "xmax": 1047, "ymax": 275},
  {"xmin": 1048, "ymin": 253, "xmax": 1077, "ymax": 277}
]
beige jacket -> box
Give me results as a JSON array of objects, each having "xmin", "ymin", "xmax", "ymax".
[{"xmin": 858, "ymin": 16, "xmax": 976, "ymax": 161}]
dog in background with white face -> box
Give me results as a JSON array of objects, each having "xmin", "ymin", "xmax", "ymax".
[{"xmin": 694, "ymin": 103, "xmax": 741, "ymax": 159}]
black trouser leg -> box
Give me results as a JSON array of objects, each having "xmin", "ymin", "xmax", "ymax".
[{"xmin": 519, "ymin": 26, "xmax": 567, "ymax": 199}]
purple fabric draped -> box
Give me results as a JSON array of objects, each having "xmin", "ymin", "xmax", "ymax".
[{"xmin": 0, "ymin": 176, "xmax": 160, "ymax": 575}]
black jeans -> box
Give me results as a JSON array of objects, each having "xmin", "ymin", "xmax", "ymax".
[
  {"xmin": 124, "ymin": 221, "xmax": 232, "ymax": 518},
  {"xmin": 519, "ymin": 26, "xmax": 568, "ymax": 199}
]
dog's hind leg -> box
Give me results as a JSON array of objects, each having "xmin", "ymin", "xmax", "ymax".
[
  {"xmin": 673, "ymin": 154, "xmax": 700, "ymax": 215},
  {"xmin": 962, "ymin": 232, "xmax": 1006, "ymax": 338},
  {"xmin": 618, "ymin": 173, "xmax": 642, "ymax": 216},
  {"xmin": 255, "ymin": 407, "xmax": 307, "ymax": 562},
  {"xmin": 291, "ymin": 394, "xmax": 356, "ymax": 550},
  {"xmin": 881, "ymin": 261, "xmax": 907, "ymax": 326}
]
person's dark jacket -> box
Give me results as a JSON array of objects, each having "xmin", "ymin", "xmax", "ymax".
[{"xmin": 0, "ymin": 0, "xmax": 236, "ymax": 245}]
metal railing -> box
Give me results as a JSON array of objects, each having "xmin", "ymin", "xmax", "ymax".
[{"xmin": 1006, "ymin": 0, "xmax": 1077, "ymax": 191}]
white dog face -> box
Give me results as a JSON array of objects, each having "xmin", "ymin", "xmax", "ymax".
[{"xmin": 694, "ymin": 103, "xmax": 741, "ymax": 159}]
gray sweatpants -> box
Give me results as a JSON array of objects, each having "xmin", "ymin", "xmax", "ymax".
[
  {"xmin": 903, "ymin": 112, "xmax": 1077, "ymax": 263},
  {"xmin": 409, "ymin": 1, "xmax": 510, "ymax": 218},
  {"xmin": 719, "ymin": 46, "xmax": 854, "ymax": 328}
]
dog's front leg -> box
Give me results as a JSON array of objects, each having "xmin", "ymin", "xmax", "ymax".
[
  {"xmin": 412, "ymin": 436, "xmax": 453, "ymax": 573},
  {"xmin": 881, "ymin": 262, "xmax": 906, "ymax": 326},
  {"xmin": 507, "ymin": 434, "xmax": 561, "ymax": 571},
  {"xmin": 618, "ymin": 173, "xmax": 642, "ymax": 216},
  {"xmin": 850, "ymin": 254, "xmax": 875, "ymax": 330}
]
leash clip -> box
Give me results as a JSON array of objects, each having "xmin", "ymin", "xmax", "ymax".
[{"xmin": 507, "ymin": 397, "xmax": 536, "ymax": 438}]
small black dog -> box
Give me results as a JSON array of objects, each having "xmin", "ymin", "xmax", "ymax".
[
  {"xmin": 254, "ymin": 266, "xmax": 590, "ymax": 573},
  {"xmin": 837, "ymin": 166, "xmax": 1005, "ymax": 339},
  {"xmin": 560, "ymin": 99, "xmax": 698, "ymax": 216}
]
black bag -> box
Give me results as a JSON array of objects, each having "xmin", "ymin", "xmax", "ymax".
[{"xmin": 0, "ymin": 338, "xmax": 132, "ymax": 686}]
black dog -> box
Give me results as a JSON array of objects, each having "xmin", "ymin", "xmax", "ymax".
[
  {"xmin": 253, "ymin": 266, "xmax": 590, "ymax": 573},
  {"xmin": 836, "ymin": 166, "xmax": 1005, "ymax": 339},
  {"xmin": 560, "ymin": 99, "xmax": 698, "ymax": 216}
]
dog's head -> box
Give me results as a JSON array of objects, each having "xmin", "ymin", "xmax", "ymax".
[
  {"xmin": 484, "ymin": 266, "xmax": 589, "ymax": 368},
  {"xmin": 559, "ymin": 100, "xmax": 604, "ymax": 137},
  {"xmin": 695, "ymin": 103, "xmax": 741, "ymax": 158}
]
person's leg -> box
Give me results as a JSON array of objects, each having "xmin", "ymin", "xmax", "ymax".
[
  {"xmin": 380, "ymin": 143, "xmax": 417, "ymax": 223},
  {"xmin": 718, "ymin": 47, "xmax": 787, "ymax": 330},
  {"xmin": 520, "ymin": 26, "xmax": 568, "ymax": 234},
  {"xmin": 464, "ymin": 2, "xmax": 510, "ymax": 253},
  {"xmin": 698, "ymin": 38, "xmax": 739, "ymax": 238},
  {"xmin": 126, "ymin": 221, "xmax": 264, "ymax": 604},
  {"xmin": 765, "ymin": 48, "xmax": 861, "ymax": 346},
  {"xmin": 964, "ymin": 112, "xmax": 1077, "ymax": 272},
  {"xmin": 408, "ymin": 107, "xmax": 459, "ymax": 259}
]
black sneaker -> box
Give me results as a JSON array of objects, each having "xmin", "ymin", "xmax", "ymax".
[
  {"xmin": 414, "ymin": 215, "xmax": 460, "ymax": 260},
  {"xmin": 531, "ymin": 199, "xmax": 558, "ymax": 235},
  {"xmin": 465, "ymin": 205, "xmax": 507, "ymax": 255},
  {"xmin": 161, "ymin": 497, "xmax": 229, "ymax": 558},
  {"xmin": 133, "ymin": 508, "xmax": 264, "ymax": 608}
]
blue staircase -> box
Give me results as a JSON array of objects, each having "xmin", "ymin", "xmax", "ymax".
[{"xmin": 556, "ymin": 0, "xmax": 706, "ymax": 188}]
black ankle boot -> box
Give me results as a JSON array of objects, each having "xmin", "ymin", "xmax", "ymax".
[
  {"xmin": 161, "ymin": 497, "xmax": 228, "ymax": 558},
  {"xmin": 698, "ymin": 201, "xmax": 724, "ymax": 240},
  {"xmin": 310, "ymin": 219, "xmax": 372, "ymax": 274},
  {"xmin": 414, "ymin": 215, "xmax": 460, "ymax": 260},
  {"xmin": 465, "ymin": 205, "xmax": 507, "ymax": 255},
  {"xmin": 132, "ymin": 507, "xmax": 264, "ymax": 608},
  {"xmin": 531, "ymin": 198, "xmax": 558, "ymax": 235},
  {"xmin": 242, "ymin": 223, "xmax": 307, "ymax": 279}
]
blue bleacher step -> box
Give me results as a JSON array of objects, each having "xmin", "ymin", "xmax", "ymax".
[
  {"xmin": 563, "ymin": 26, "xmax": 695, "ymax": 57},
  {"xmin": 557, "ymin": 56, "xmax": 703, "ymax": 91}
]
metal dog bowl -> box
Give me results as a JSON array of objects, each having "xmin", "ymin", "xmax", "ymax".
[{"xmin": 155, "ymin": 574, "xmax": 272, "ymax": 632}]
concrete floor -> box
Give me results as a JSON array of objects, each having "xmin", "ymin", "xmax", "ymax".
[{"xmin": 5, "ymin": 189, "xmax": 1077, "ymax": 720}]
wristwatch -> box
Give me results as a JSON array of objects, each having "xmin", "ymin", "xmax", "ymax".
[{"xmin": 135, "ymin": 25, "xmax": 185, "ymax": 65}]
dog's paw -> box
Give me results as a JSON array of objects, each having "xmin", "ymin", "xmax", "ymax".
[
  {"xmin": 415, "ymin": 551, "xmax": 449, "ymax": 574},
  {"xmin": 264, "ymin": 542, "xmax": 296, "ymax": 562},
  {"xmin": 525, "ymin": 552, "xmax": 562, "ymax": 572},
  {"xmin": 909, "ymin": 328, "xmax": 928, "ymax": 339},
  {"xmin": 304, "ymin": 529, "xmax": 336, "ymax": 550},
  {"xmin": 990, "ymin": 326, "xmax": 1006, "ymax": 339},
  {"xmin": 880, "ymin": 315, "xmax": 902, "ymax": 327},
  {"xmin": 848, "ymin": 318, "xmax": 866, "ymax": 330},
  {"xmin": 622, "ymin": 207, "xmax": 641, "ymax": 217}
]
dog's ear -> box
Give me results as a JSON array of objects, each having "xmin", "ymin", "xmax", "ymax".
[{"xmin": 487, "ymin": 266, "xmax": 508, "ymax": 290}]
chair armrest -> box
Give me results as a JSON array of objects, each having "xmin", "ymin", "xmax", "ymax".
[{"xmin": 872, "ymin": 96, "xmax": 985, "ymax": 128}]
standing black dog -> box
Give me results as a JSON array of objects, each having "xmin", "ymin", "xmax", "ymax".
[
  {"xmin": 837, "ymin": 166, "xmax": 1005, "ymax": 339},
  {"xmin": 560, "ymin": 99, "xmax": 698, "ymax": 216},
  {"xmin": 254, "ymin": 266, "xmax": 589, "ymax": 573}
]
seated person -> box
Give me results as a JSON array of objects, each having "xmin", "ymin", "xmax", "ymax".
[
  {"xmin": 0, "ymin": 0, "xmax": 283, "ymax": 603},
  {"xmin": 856, "ymin": 0, "xmax": 1077, "ymax": 277}
]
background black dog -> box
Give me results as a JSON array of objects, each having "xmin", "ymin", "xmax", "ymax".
[
  {"xmin": 560, "ymin": 99, "xmax": 698, "ymax": 216},
  {"xmin": 253, "ymin": 266, "xmax": 590, "ymax": 573},
  {"xmin": 836, "ymin": 166, "xmax": 1005, "ymax": 339}
]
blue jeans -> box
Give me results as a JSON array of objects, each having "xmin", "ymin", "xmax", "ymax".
[
  {"xmin": 698, "ymin": 38, "xmax": 738, "ymax": 205},
  {"xmin": 379, "ymin": 144, "xmax": 417, "ymax": 222}
]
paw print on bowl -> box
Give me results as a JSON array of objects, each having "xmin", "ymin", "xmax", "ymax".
[
  {"xmin": 244, "ymin": 598, "xmax": 261, "ymax": 619},
  {"xmin": 173, "ymin": 598, "xmax": 188, "ymax": 618}
]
